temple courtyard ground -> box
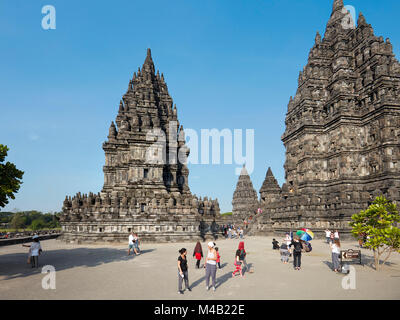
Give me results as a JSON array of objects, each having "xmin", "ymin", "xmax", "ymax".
[{"xmin": 0, "ymin": 236, "xmax": 399, "ymax": 300}]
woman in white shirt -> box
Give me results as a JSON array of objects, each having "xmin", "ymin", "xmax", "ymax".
[
  {"xmin": 334, "ymin": 230, "xmax": 339, "ymax": 239},
  {"xmin": 325, "ymin": 229, "xmax": 331, "ymax": 244},
  {"xmin": 330, "ymin": 239, "xmax": 341, "ymax": 272},
  {"xmin": 204, "ymin": 242, "xmax": 218, "ymax": 291},
  {"xmin": 284, "ymin": 233, "xmax": 291, "ymax": 247}
]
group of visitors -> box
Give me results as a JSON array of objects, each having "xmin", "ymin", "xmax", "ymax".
[
  {"xmin": 222, "ymin": 224, "xmax": 244, "ymax": 239},
  {"xmin": 271, "ymin": 230, "xmax": 344, "ymax": 273},
  {"xmin": 324, "ymin": 229, "xmax": 340, "ymax": 244},
  {"xmin": 128, "ymin": 232, "xmax": 141, "ymax": 256},
  {"xmin": 177, "ymin": 240, "xmax": 249, "ymax": 294},
  {"xmin": 273, "ymin": 232, "xmax": 311, "ymax": 270}
]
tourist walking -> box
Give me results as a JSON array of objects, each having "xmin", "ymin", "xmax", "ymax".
[
  {"xmin": 329, "ymin": 231, "xmax": 335, "ymax": 244},
  {"xmin": 22, "ymin": 235, "xmax": 42, "ymax": 268},
  {"xmin": 215, "ymin": 247, "xmax": 221, "ymax": 269},
  {"xmin": 289, "ymin": 237, "xmax": 303, "ymax": 270},
  {"xmin": 133, "ymin": 233, "xmax": 140, "ymax": 254},
  {"xmin": 330, "ymin": 239, "xmax": 341, "ymax": 272},
  {"xmin": 232, "ymin": 258, "xmax": 243, "ymax": 277},
  {"xmin": 193, "ymin": 241, "xmax": 203, "ymax": 269},
  {"xmin": 325, "ymin": 229, "xmax": 331, "ymax": 244},
  {"xmin": 128, "ymin": 232, "xmax": 135, "ymax": 255},
  {"xmin": 280, "ymin": 242, "xmax": 290, "ymax": 264},
  {"xmin": 177, "ymin": 248, "xmax": 191, "ymax": 294},
  {"xmin": 284, "ymin": 233, "xmax": 291, "ymax": 247},
  {"xmin": 237, "ymin": 241, "xmax": 248, "ymax": 274},
  {"xmin": 334, "ymin": 230, "xmax": 340, "ymax": 240},
  {"xmin": 232, "ymin": 242, "xmax": 248, "ymax": 277},
  {"xmin": 204, "ymin": 241, "xmax": 218, "ymax": 291}
]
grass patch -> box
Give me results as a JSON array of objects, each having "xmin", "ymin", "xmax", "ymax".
[{"xmin": 221, "ymin": 212, "xmax": 232, "ymax": 216}]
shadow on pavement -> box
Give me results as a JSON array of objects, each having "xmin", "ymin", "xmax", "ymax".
[
  {"xmin": 0, "ymin": 247, "xmax": 156, "ymax": 280},
  {"xmin": 215, "ymin": 271, "xmax": 233, "ymax": 289},
  {"xmin": 322, "ymin": 253, "xmax": 397, "ymax": 271}
]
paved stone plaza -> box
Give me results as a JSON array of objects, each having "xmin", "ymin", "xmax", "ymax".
[{"xmin": 0, "ymin": 236, "xmax": 399, "ymax": 300}]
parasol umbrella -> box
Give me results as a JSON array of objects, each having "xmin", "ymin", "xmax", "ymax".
[
  {"xmin": 296, "ymin": 230, "xmax": 305, "ymax": 237},
  {"xmin": 300, "ymin": 229, "xmax": 314, "ymax": 241}
]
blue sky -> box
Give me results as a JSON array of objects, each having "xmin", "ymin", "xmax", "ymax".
[{"xmin": 1, "ymin": 0, "xmax": 400, "ymax": 213}]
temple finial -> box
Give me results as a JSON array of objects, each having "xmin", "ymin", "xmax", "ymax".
[
  {"xmin": 332, "ymin": 0, "xmax": 344, "ymax": 13},
  {"xmin": 357, "ymin": 12, "xmax": 367, "ymax": 26}
]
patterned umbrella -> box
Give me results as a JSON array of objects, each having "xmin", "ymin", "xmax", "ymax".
[
  {"xmin": 296, "ymin": 230, "xmax": 305, "ymax": 237},
  {"xmin": 300, "ymin": 229, "xmax": 314, "ymax": 241}
]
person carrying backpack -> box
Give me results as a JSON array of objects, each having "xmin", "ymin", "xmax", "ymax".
[{"xmin": 289, "ymin": 237, "xmax": 303, "ymax": 270}]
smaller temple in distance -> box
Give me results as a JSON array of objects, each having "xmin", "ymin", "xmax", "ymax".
[{"xmin": 232, "ymin": 165, "xmax": 259, "ymax": 221}]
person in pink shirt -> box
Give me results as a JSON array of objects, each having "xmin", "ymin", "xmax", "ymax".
[{"xmin": 215, "ymin": 247, "xmax": 221, "ymax": 269}]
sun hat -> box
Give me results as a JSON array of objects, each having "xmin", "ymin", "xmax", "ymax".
[{"xmin": 207, "ymin": 241, "xmax": 215, "ymax": 248}]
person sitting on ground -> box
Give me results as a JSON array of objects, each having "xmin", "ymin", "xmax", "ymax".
[{"xmin": 272, "ymin": 238, "xmax": 280, "ymax": 250}]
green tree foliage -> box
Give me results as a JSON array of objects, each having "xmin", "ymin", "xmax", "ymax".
[
  {"xmin": 0, "ymin": 145, "xmax": 24, "ymax": 208},
  {"xmin": 31, "ymin": 218, "xmax": 46, "ymax": 230},
  {"xmin": 350, "ymin": 196, "xmax": 400, "ymax": 270},
  {"xmin": 1, "ymin": 211, "xmax": 61, "ymax": 230},
  {"xmin": 0, "ymin": 211, "xmax": 14, "ymax": 223},
  {"xmin": 10, "ymin": 212, "xmax": 27, "ymax": 230}
]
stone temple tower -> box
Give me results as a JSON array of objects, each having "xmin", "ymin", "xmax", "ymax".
[
  {"xmin": 60, "ymin": 49, "xmax": 221, "ymax": 243},
  {"xmin": 102, "ymin": 48, "xmax": 190, "ymax": 197},
  {"xmin": 253, "ymin": 0, "xmax": 400, "ymax": 237},
  {"xmin": 232, "ymin": 165, "xmax": 259, "ymax": 222},
  {"xmin": 259, "ymin": 167, "xmax": 281, "ymax": 208}
]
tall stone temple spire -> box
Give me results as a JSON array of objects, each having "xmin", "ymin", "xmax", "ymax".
[
  {"xmin": 232, "ymin": 165, "xmax": 259, "ymax": 222},
  {"xmin": 254, "ymin": 0, "xmax": 400, "ymax": 237},
  {"xmin": 60, "ymin": 49, "xmax": 221, "ymax": 243}
]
